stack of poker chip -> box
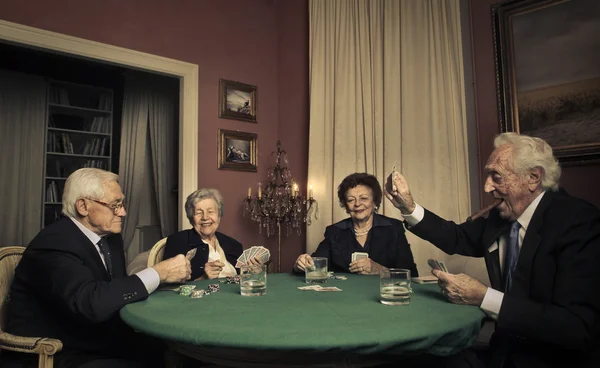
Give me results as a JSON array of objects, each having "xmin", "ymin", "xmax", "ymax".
[
  {"xmin": 220, "ymin": 275, "xmax": 240, "ymax": 284},
  {"xmin": 179, "ymin": 285, "xmax": 196, "ymax": 296},
  {"xmin": 190, "ymin": 289, "xmax": 206, "ymax": 299},
  {"xmin": 206, "ymin": 284, "xmax": 220, "ymax": 294}
]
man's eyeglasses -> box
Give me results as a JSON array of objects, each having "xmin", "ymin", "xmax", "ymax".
[{"xmin": 84, "ymin": 198, "xmax": 126, "ymax": 215}]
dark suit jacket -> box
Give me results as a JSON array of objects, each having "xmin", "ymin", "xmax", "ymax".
[
  {"xmin": 409, "ymin": 190, "xmax": 600, "ymax": 368},
  {"xmin": 311, "ymin": 214, "xmax": 418, "ymax": 277},
  {"xmin": 6, "ymin": 217, "xmax": 149, "ymax": 354},
  {"xmin": 163, "ymin": 229, "xmax": 243, "ymax": 280}
]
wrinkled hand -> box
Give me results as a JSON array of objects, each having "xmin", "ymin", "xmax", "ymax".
[
  {"xmin": 152, "ymin": 254, "xmax": 191, "ymax": 284},
  {"xmin": 432, "ymin": 269, "xmax": 488, "ymax": 306},
  {"xmin": 349, "ymin": 258, "xmax": 384, "ymax": 275},
  {"xmin": 204, "ymin": 260, "xmax": 224, "ymax": 279},
  {"xmin": 294, "ymin": 254, "xmax": 314, "ymax": 272},
  {"xmin": 384, "ymin": 172, "xmax": 416, "ymax": 215}
]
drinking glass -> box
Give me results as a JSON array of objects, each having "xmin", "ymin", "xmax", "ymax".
[
  {"xmin": 305, "ymin": 257, "xmax": 328, "ymax": 284},
  {"xmin": 240, "ymin": 264, "xmax": 267, "ymax": 296},
  {"xmin": 380, "ymin": 268, "xmax": 411, "ymax": 305}
]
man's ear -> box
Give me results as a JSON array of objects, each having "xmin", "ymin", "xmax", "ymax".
[
  {"xmin": 528, "ymin": 167, "xmax": 543, "ymax": 192},
  {"xmin": 75, "ymin": 198, "xmax": 89, "ymax": 217}
]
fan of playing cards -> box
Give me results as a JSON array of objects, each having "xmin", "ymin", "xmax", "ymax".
[{"xmin": 235, "ymin": 246, "xmax": 270, "ymax": 268}]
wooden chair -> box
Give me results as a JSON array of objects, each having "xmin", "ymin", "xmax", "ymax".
[
  {"xmin": 147, "ymin": 238, "xmax": 168, "ymax": 267},
  {"xmin": 0, "ymin": 246, "xmax": 63, "ymax": 368}
]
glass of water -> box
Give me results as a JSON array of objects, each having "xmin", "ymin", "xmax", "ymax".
[
  {"xmin": 305, "ymin": 257, "xmax": 328, "ymax": 284},
  {"xmin": 240, "ymin": 264, "xmax": 267, "ymax": 296},
  {"xmin": 380, "ymin": 268, "xmax": 411, "ymax": 305}
]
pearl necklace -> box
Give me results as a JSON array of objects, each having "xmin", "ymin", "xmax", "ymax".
[{"xmin": 353, "ymin": 225, "xmax": 372, "ymax": 236}]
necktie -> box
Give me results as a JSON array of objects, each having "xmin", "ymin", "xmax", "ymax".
[
  {"xmin": 504, "ymin": 221, "xmax": 521, "ymax": 292},
  {"xmin": 97, "ymin": 238, "xmax": 113, "ymax": 279}
]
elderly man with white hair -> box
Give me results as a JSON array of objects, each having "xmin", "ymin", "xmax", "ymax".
[
  {"xmin": 6, "ymin": 168, "xmax": 191, "ymax": 368},
  {"xmin": 385, "ymin": 133, "xmax": 600, "ymax": 368}
]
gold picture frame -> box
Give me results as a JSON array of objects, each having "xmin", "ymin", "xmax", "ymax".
[
  {"xmin": 493, "ymin": 0, "xmax": 600, "ymax": 165},
  {"xmin": 217, "ymin": 129, "xmax": 257, "ymax": 172},
  {"xmin": 218, "ymin": 79, "xmax": 257, "ymax": 123}
]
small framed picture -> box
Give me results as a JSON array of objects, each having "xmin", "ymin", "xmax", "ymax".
[
  {"xmin": 218, "ymin": 79, "xmax": 257, "ymax": 123},
  {"xmin": 217, "ymin": 129, "xmax": 257, "ymax": 172}
]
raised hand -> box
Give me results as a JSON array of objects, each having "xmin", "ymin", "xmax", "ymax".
[
  {"xmin": 384, "ymin": 171, "xmax": 416, "ymax": 215},
  {"xmin": 152, "ymin": 254, "xmax": 191, "ymax": 284}
]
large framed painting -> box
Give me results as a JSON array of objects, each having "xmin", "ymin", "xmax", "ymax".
[
  {"xmin": 493, "ymin": 0, "xmax": 600, "ymax": 164},
  {"xmin": 217, "ymin": 129, "xmax": 257, "ymax": 172},
  {"xmin": 218, "ymin": 79, "xmax": 257, "ymax": 123}
]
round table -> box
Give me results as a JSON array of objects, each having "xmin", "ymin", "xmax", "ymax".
[{"xmin": 121, "ymin": 273, "xmax": 485, "ymax": 367}]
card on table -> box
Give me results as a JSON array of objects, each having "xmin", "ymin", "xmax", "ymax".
[
  {"xmin": 352, "ymin": 252, "xmax": 369, "ymax": 262},
  {"xmin": 413, "ymin": 275, "xmax": 438, "ymax": 284}
]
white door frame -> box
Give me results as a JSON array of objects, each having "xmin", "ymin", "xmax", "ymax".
[{"xmin": 0, "ymin": 20, "xmax": 198, "ymax": 230}]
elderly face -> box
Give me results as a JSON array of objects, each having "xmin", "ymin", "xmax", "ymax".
[
  {"xmin": 82, "ymin": 180, "xmax": 126, "ymax": 236},
  {"xmin": 192, "ymin": 198, "xmax": 221, "ymax": 240},
  {"xmin": 484, "ymin": 145, "xmax": 540, "ymax": 221},
  {"xmin": 345, "ymin": 185, "xmax": 375, "ymax": 223}
]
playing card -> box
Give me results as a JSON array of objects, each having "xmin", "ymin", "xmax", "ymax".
[
  {"xmin": 185, "ymin": 248, "xmax": 197, "ymax": 261},
  {"xmin": 438, "ymin": 260, "xmax": 449, "ymax": 273},
  {"xmin": 413, "ymin": 276, "xmax": 438, "ymax": 284},
  {"xmin": 297, "ymin": 285, "xmax": 322, "ymax": 290},
  {"xmin": 352, "ymin": 252, "xmax": 369, "ymax": 262},
  {"xmin": 427, "ymin": 258, "xmax": 442, "ymax": 271},
  {"xmin": 315, "ymin": 286, "xmax": 342, "ymax": 292}
]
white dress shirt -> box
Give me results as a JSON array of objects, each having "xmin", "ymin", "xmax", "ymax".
[
  {"xmin": 69, "ymin": 217, "xmax": 160, "ymax": 293},
  {"xmin": 402, "ymin": 191, "xmax": 545, "ymax": 320}
]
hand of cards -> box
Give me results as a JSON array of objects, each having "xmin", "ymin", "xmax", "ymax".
[
  {"xmin": 235, "ymin": 246, "xmax": 270, "ymax": 268},
  {"xmin": 427, "ymin": 258, "xmax": 449, "ymax": 273},
  {"xmin": 352, "ymin": 252, "xmax": 369, "ymax": 262}
]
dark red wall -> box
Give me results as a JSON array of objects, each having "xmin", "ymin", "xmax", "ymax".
[
  {"xmin": 0, "ymin": 0, "xmax": 310, "ymax": 272},
  {"xmin": 469, "ymin": 0, "xmax": 600, "ymax": 209}
]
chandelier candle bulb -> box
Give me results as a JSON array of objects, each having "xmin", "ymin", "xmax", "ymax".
[
  {"xmin": 294, "ymin": 183, "xmax": 299, "ymax": 197},
  {"xmin": 247, "ymin": 187, "xmax": 252, "ymax": 198},
  {"xmin": 309, "ymin": 185, "xmax": 313, "ymax": 199}
]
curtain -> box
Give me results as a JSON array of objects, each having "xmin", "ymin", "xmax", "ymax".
[
  {"xmin": 308, "ymin": 0, "xmax": 488, "ymax": 282},
  {"xmin": 0, "ymin": 70, "xmax": 46, "ymax": 246},
  {"xmin": 119, "ymin": 72, "xmax": 178, "ymax": 251}
]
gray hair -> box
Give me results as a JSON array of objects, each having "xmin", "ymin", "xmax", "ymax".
[
  {"xmin": 494, "ymin": 132, "xmax": 561, "ymax": 191},
  {"xmin": 185, "ymin": 188, "xmax": 224, "ymax": 225},
  {"xmin": 62, "ymin": 168, "xmax": 119, "ymax": 218}
]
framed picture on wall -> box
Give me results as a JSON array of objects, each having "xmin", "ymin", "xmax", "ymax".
[
  {"xmin": 218, "ymin": 79, "xmax": 257, "ymax": 123},
  {"xmin": 493, "ymin": 0, "xmax": 600, "ymax": 165},
  {"xmin": 218, "ymin": 129, "xmax": 257, "ymax": 172}
]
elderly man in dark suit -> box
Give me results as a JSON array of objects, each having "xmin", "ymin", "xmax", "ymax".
[
  {"xmin": 5, "ymin": 168, "xmax": 192, "ymax": 368},
  {"xmin": 385, "ymin": 133, "xmax": 600, "ymax": 368}
]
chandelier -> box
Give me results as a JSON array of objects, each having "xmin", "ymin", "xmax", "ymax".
[{"xmin": 243, "ymin": 141, "xmax": 318, "ymax": 272}]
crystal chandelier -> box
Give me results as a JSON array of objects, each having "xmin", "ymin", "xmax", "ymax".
[{"xmin": 243, "ymin": 141, "xmax": 318, "ymax": 272}]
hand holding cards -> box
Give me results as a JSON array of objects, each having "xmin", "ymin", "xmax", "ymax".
[
  {"xmin": 351, "ymin": 252, "xmax": 368, "ymax": 262},
  {"xmin": 236, "ymin": 246, "xmax": 270, "ymax": 268},
  {"xmin": 427, "ymin": 258, "xmax": 449, "ymax": 273}
]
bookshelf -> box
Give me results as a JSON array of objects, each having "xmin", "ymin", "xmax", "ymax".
[{"xmin": 43, "ymin": 80, "xmax": 114, "ymax": 227}]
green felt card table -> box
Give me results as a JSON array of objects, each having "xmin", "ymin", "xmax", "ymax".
[{"xmin": 121, "ymin": 273, "xmax": 485, "ymax": 367}]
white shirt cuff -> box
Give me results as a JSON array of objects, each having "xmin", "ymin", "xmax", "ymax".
[
  {"xmin": 403, "ymin": 204, "xmax": 425, "ymax": 227},
  {"xmin": 480, "ymin": 287, "xmax": 503, "ymax": 320},
  {"xmin": 135, "ymin": 267, "xmax": 161, "ymax": 294}
]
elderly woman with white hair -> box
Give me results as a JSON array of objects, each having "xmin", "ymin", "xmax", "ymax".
[{"xmin": 164, "ymin": 188, "xmax": 258, "ymax": 280}]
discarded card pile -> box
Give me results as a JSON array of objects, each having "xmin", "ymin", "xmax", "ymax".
[
  {"xmin": 298, "ymin": 285, "xmax": 342, "ymax": 292},
  {"xmin": 236, "ymin": 246, "xmax": 270, "ymax": 267}
]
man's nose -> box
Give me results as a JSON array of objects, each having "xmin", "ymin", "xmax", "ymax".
[{"xmin": 483, "ymin": 176, "xmax": 494, "ymax": 193}]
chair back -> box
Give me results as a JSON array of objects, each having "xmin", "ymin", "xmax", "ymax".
[
  {"xmin": 147, "ymin": 238, "xmax": 167, "ymax": 267},
  {"xmin": 0, "ymin": 246, "xmax": 24, "ymax": 332}
]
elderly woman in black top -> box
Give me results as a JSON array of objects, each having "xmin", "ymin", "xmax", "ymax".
[
  {"xmin": 294, "ymin": 173, "xmax": 418, "ymax": 276},
  {"xmin": 164, "ymin": 188, "xmax": 260, "ymax": 280}
]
